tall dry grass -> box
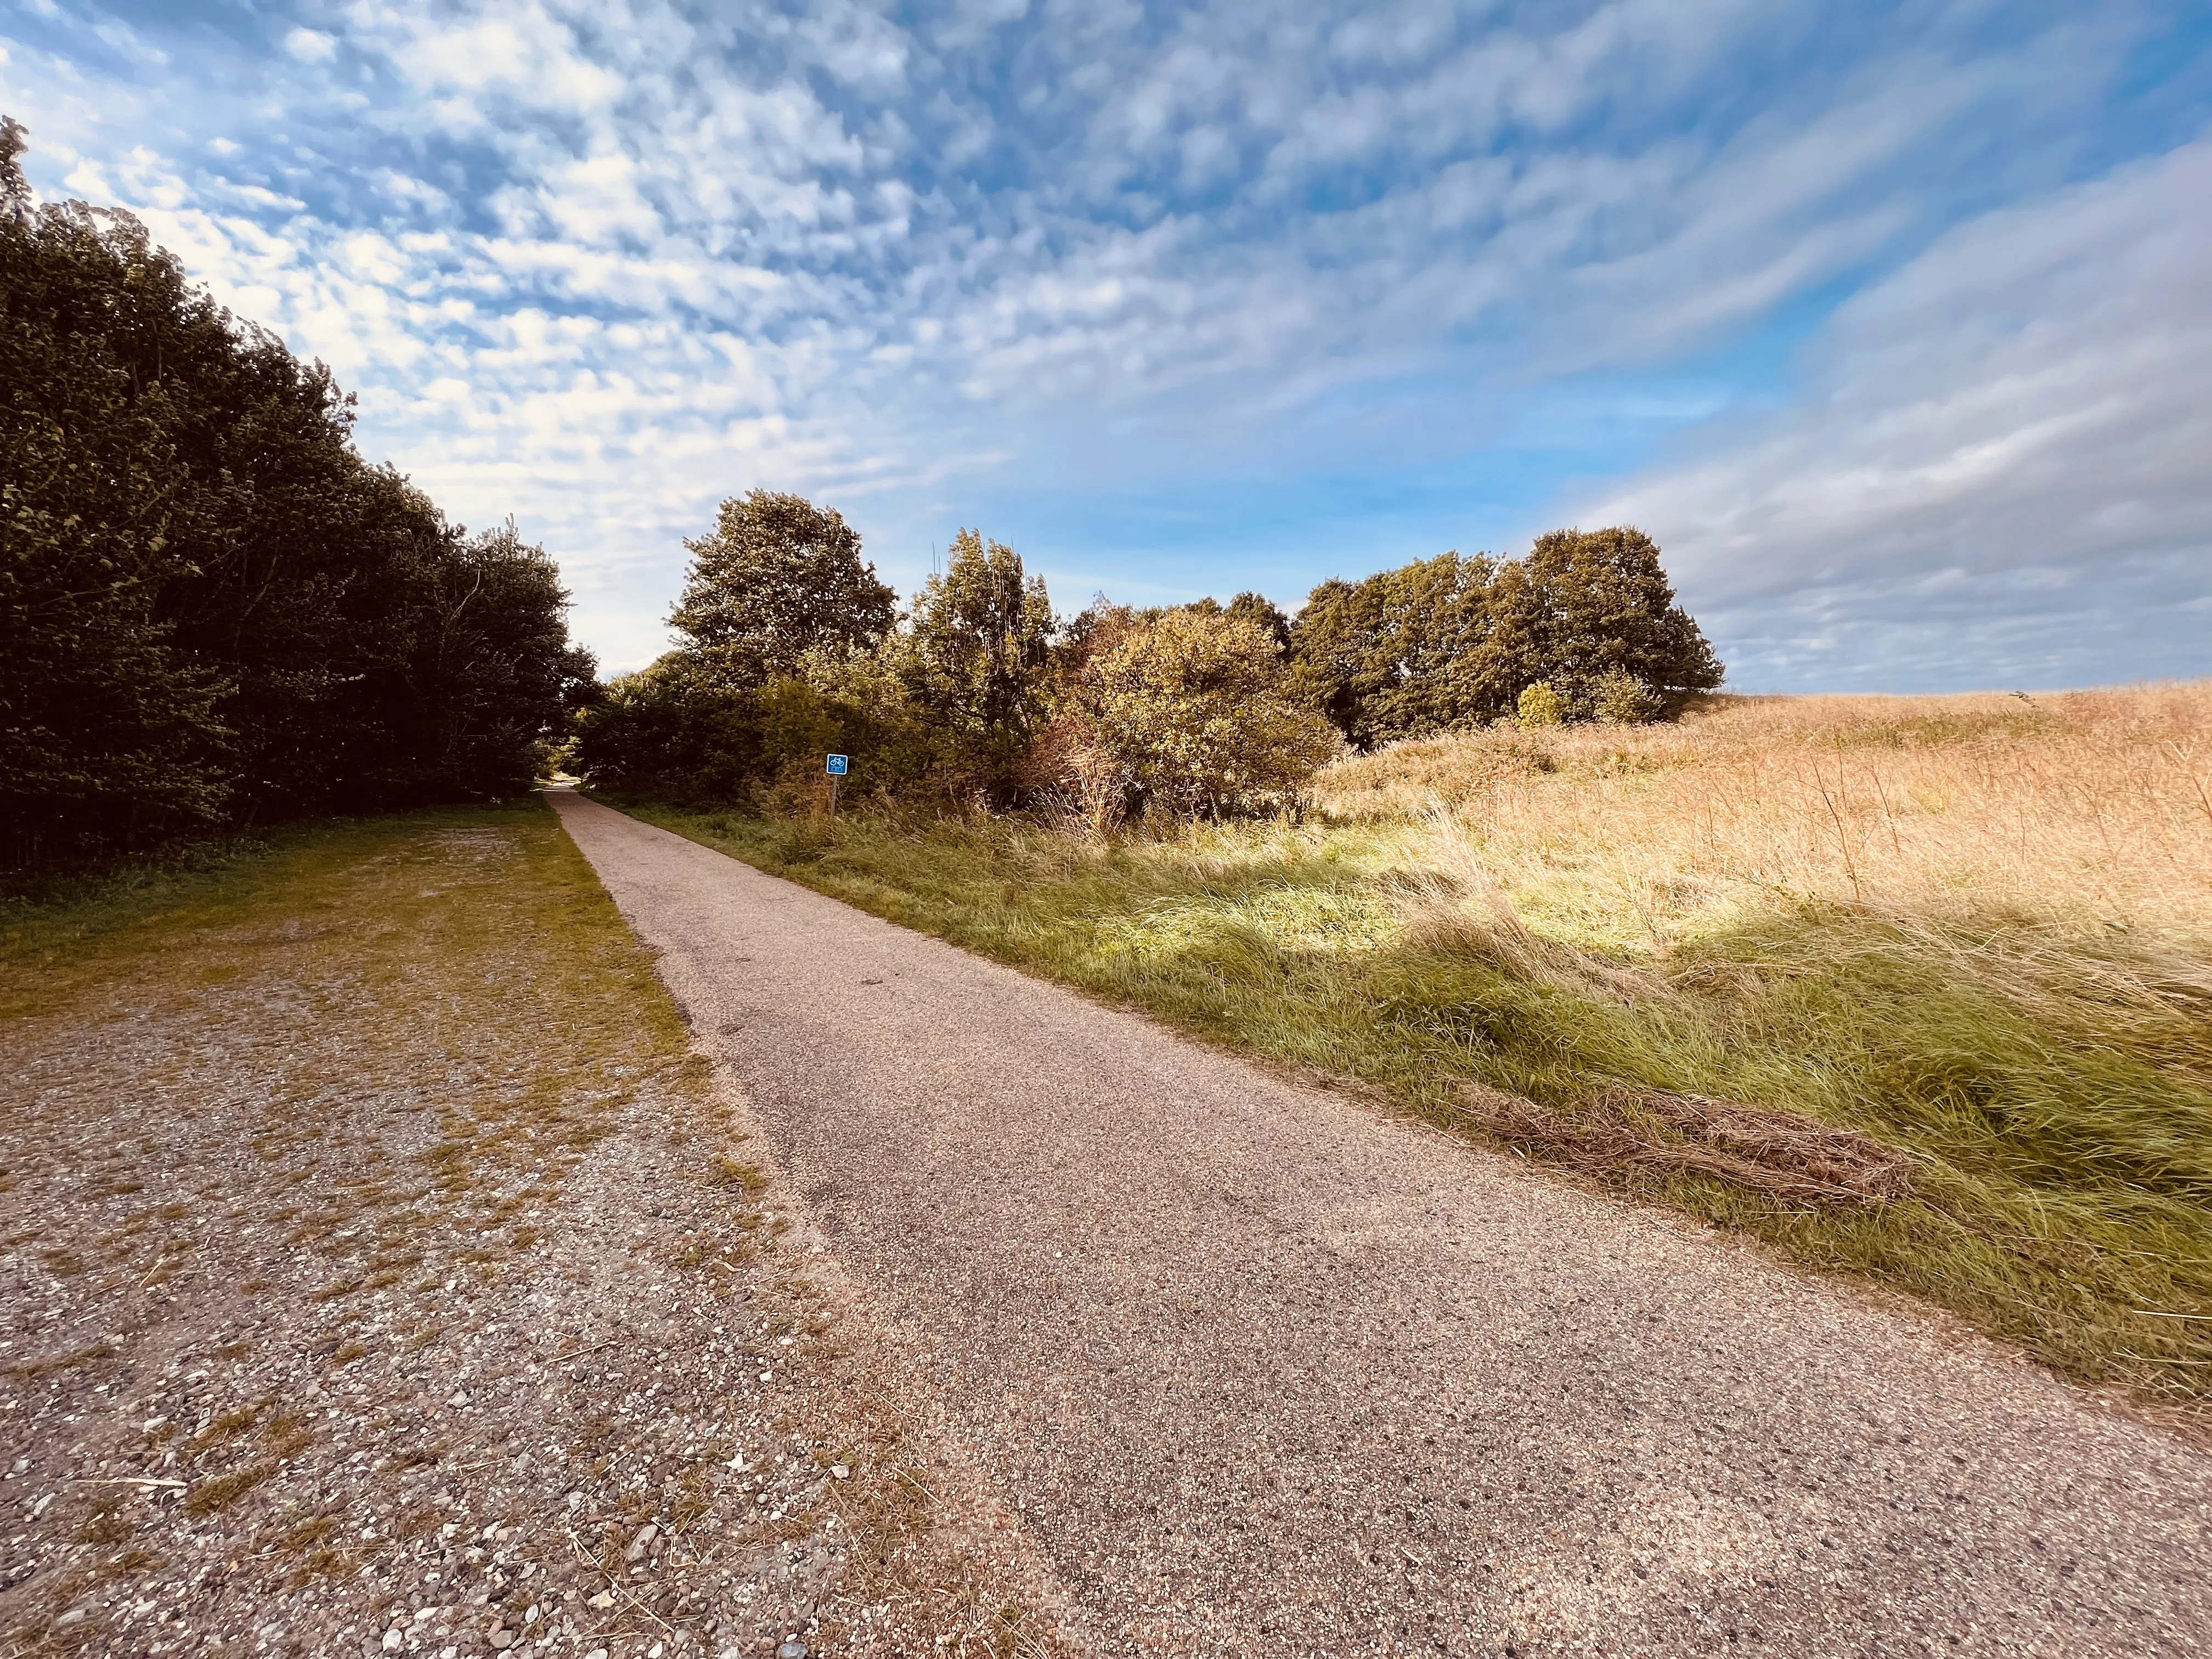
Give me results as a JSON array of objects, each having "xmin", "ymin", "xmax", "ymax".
[{"xmin": 1316, "ymin": 684, "xmax": 2212, "ymax": 955}]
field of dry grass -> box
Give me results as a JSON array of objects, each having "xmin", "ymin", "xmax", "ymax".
[
  {"xmin": 613, "ymin": 680, "xmax": 2212, "ymax": 1423},
  {"xmin": 1319, "ymin": 682, "xmax": 2212, "ymax": 949}
]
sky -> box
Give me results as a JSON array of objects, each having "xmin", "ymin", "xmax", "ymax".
[{"xmin": 3, "ymin": 1, "xmax": 2209, "ymax": 690}]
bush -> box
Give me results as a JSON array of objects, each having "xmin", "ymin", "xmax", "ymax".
[
  {"xmin": 1069, "ymin": 608, "xmax": 1341, "ymax": 817},
  {"xmin": 1515, "ymin": 681, "xmax": 1565, "ymax": 727}
]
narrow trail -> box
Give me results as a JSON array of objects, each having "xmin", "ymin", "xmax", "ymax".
[{"xmin": 549, "ymin": 789, "xmax": 2212, "ymax": 1658}]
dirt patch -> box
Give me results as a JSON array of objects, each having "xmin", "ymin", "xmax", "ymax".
[{"xmin": 0, "ymin": 804, "xmax": 1062, "ymax": 1658}]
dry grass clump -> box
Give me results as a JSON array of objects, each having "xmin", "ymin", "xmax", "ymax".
[
  {"xmin": 1317, "ymin": 683, "xmax": 2212, "ymax": 950},
  {"xmin": 1462, "ymin": 1083, "xmax": 1915, "ymax": 1205}
]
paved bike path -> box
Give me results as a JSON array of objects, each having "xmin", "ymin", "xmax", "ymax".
[{"xmin": 549, "ymin": 789, "xmax": 2211, "ymax": 1657}]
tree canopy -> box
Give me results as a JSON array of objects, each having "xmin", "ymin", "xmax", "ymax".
[
  {"xmin": 1, "ymin": 118, "xmax": 590, "ymax": 872},
  {"xmin": 898, "ymin": 529, "xmax": 1057, "ymax": 793},
  {"xmin": 1293, "ymin": 529, "xmax": 1720, "ymax": 748},
  {"xmin": 1068, "ymin": 606, "xmax": 1339, "ymax": 817},
  {"xmin": 669, "ymin": 490, "xmax": 895, "ymax": 681}
]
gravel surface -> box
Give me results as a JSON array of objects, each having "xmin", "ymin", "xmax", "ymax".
[
  {"xmin": 551, "ymin": 789, "xmax": 2212, "ymax": 1659},
  {"xmin": 0, "ymin": 810, "xmax": 1057, "ymax": 1659}
]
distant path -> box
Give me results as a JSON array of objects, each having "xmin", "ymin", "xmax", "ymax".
[{"xmin": 548, "ymin": 789, "xmax": 2212, "ymax": 1658}]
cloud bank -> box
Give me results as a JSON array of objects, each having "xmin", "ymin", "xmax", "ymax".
[{"xmin": 2, "ymin": 0, "xmax": 2205, "ymax": 685}]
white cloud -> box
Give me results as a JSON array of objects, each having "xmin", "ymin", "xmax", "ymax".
[
  {"xmin": 0, "ymin": 0, "xmax": 2186, "ymax": 678},
  {"xmin": 1572, "ymin": 138, "xmax": 2212, "ymax": 690},
  {"xmin": 283, "ymin": 28, "xmax": 337, "ymax": 63}
]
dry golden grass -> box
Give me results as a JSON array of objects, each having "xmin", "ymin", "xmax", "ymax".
[{"xmin": 1316, "ymin": 682, "xmax": 2212, "ymax": 952}]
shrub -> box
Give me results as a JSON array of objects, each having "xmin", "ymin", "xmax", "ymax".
[
  {"xmin": 1515, "ymin": 681, "xmax": 1565, "ymax": 727},
  {"xmin": 1073, "ymin": 608, "xmax": 1341, "ymax": 816}
]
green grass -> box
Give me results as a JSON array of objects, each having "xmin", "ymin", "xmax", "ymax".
[{"xmin": 609, "ymin": 794, "xmax": 2212, "ymax": 1420}]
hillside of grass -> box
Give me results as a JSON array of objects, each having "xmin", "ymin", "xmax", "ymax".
[{"xmin": 603, "ymin": 683, "xmax": 2212, "ymax": 1421}]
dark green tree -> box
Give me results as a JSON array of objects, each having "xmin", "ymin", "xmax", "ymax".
[
  {"xmin": 899, "ymin": 528, "xmax": 1056, "ymax": 795},
  {"xmin": 1291, "ymin": 553, "xmax": 1496, "ymax": 748},
  {"xmin": 1, "ymin": 117, "xmax": 585, "ymax": 868},
  {"xmin": 669, "ymin": 490, "xmax": 895, "ymax": 683},
  {"xmin": 1475, "ymin": 527, "xmax": 1722, "ymax": 719},
  {"xmin": 1290, "ymin": 531, "xmax": 1719, "ymax": 747}
]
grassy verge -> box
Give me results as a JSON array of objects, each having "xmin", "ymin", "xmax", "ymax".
[
  {"xmin": 606, "ymin": 791, "xmax": 2212, "ymax": 1421},
  {"xmin": 1, "ymin": 796, "xmax": 696, "ymax": 1256}
]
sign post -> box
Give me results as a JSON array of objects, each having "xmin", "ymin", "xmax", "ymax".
[{"xmin": 825, "ymin": 753, "xmax": 849, "ymax": 815}]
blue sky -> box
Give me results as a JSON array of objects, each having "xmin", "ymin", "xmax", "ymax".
[{"xmin": 4, "ymin": 1, "xmax": 2209, "ymax": 689}]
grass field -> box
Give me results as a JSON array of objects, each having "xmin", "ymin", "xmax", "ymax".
[{"xmin": 608, "ymin": 684, "xmax": 2212, "ymax": 1420}]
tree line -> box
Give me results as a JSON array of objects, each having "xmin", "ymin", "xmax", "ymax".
[
  {"xmin": 573, "ymin": 491, "xmax": 1723, "ymax": 822},
  {"xmin": 1, "ymin": 120, "xmax": 592, "ymax": 874}
]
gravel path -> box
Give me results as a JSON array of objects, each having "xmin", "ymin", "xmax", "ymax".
[
  {"xmin": 550, "ymin": 791, "xmax": 2212, "ymax": 1658},
  {"xmin": 0, "ymin": 808, "xmax": 1050, "ymax": 1659}
]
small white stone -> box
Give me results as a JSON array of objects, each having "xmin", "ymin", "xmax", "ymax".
[
  {"xmin": 382, "ymin": 1629, "xmax": 403, "ymax": 1651},
  {"xmin": 830, "ymin": 1465, "xmax": 849, "ymax": 1480}
]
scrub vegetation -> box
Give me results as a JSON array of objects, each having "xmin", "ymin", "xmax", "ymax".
[{"xmin": 611, "ymin": 684, "xmax": 2212, "ymax": 1420}]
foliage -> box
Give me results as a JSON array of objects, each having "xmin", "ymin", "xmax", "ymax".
[
  {"xmin": 1063, "ymin": 607, "xmax": 1339, "ymax": 816},
  {"xmin": 669, "ymin": 489, "xmax": 895, "ymax": 681},
  {"xmin": 1490, "ymin": 527, "xmax": 1723, "ymax": 720},
  {"xmin": 895, "ymin": 529, "xmax": 1057, "ymax": 798},
  {"xmin": 1293, "ymin": 552, "xmax": 1499, "ymax": 748},
  {"xmin": 1290, "ymin": 529, "xmax": 1721, "ymax": 748},
  {"xmin": 1515, "ymin": 681, "xmax": 1564, "ymax": 726},
  {"xmin": 575, "ymin": 520, "xmax": 1054, "ymax": 808},
  {"xmin": 1591, "ymin": 668, "xmax": 1661, "ymax": 724},
  {"xmin": 569, "ymin": 653, "xmax": 764, "ymax": 803},
  {"xmin": 0, "ymin": 119, "xmax": 587, "ymax": 872}
]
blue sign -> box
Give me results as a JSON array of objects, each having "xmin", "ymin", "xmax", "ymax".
[{"xmin": 825, "ymin": 753, "xmax": 849, "ymax": 776}]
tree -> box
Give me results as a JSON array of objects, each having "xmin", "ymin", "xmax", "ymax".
[
  {"xmin": 1476, "ymin": 527, "xmax": 1722, "ymax": 719},
  {"xmin": 1291, "ymin": 552, "xmax": 1497, "ymax": 748},
  {"xmin": 1072, "ymin": 608, "xmax": 1340, "ymax": 816},
  {"xmin": 1, "ymin": 117, "xmax": 586, "ymax": 868},
  {"xmin": 898, "ymin": 529, "xmax": 1056, "ymax": 795},
  {"xmin": 569, "ymin": 653, "xmax": 763, "ymax": 802},
  {"xmin": 1289, "ymin": 529, "xmax": 1721, "ymax": 747},
  {"xmin": 2, "ymin": 119, "xmax": 235, "ymax": 868},
  {"xmin": 1224, "ymin": 591, "xmax": 1294, "ymax": 655},
  {"xmin": 670, "ymin": 490, "xmax": 895, "ymax": 683}
]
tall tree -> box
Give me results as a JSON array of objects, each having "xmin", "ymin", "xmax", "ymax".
[
  {"xmin": 1476, "ymin": 527, "xmax": 1722, "ymax": 718},
  {"xmin": 1292, "ymin": 553, "xmax": 1496, "ymax": 748},
  {"xmin": 1, "ymin": 117, "xmax": 585, "ymax": 868},
  {"xmin": 899, "ymin": 529, "xmax": 1056, "ymax": 794},
  {"xmin": 670, "ymin": 490, "xmax": 895, "ymax": 683},
  {"xmin": 1290, "ymin": 531, "xmax": 1720, "ymax": 747}
]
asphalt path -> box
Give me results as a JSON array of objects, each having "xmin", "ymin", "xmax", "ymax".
[{"xmin": 548, "ymin": 789, "xmax": 2212, "ymax": 1658}]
